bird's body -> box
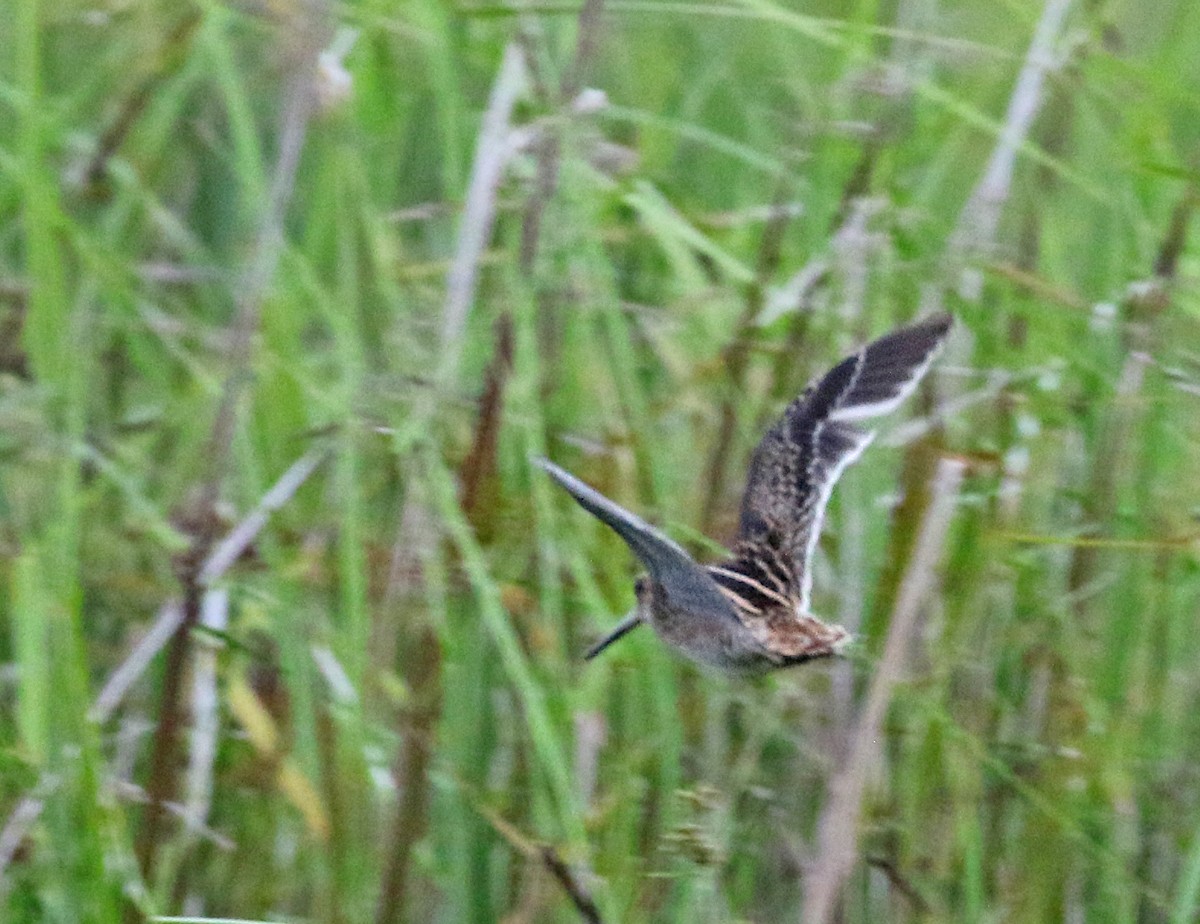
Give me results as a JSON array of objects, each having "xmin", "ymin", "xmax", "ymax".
[
  {"xmin": 541, "ymin": 313, "xmax": 953, "ymax": 675},
  {"xmin": 631, "ymin": 571, "xmax": 849, "ymax": 674}
]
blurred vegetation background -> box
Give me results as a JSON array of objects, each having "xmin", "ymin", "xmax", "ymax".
[{"xmin": 2, "ymin": 0, "xmax": 1199, "ymax": 921}]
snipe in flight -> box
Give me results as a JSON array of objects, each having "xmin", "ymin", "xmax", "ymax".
[{"xmin": 540, "ymin": 313, "xmax": 953, "ymax": 675}]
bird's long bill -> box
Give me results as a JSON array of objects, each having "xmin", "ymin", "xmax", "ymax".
[
  {"xmin": 584, "ymin": 609, "xmax": 643, "ymax": 660},
  {"xmin": 537, "ymin": 458, "xmax": 739, "ymax": 624}
]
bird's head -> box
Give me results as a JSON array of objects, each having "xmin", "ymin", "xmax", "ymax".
[{"xmin": 537, "ymin": 459, "xmax": 737, "ymax": 661}]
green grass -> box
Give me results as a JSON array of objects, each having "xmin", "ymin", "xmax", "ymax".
[{"xmin": 2, "ymin": 0, "xmax": 1200, "ymax": 921}]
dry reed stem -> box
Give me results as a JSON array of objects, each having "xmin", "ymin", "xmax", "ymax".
[
  {"xmin": 801, "ymin": 456, "xmax": 965, "ymax": 923},
  {"xmin": 198, "ymin": 447, "xmax": 329, "ymax": 585},
  {"xmin": 950, "ymin": 0, "xmax": 1074, "ymax": 299},
  {"xmin": 0, "ymin": 444, "xmax": 329, "ymax": 885},
  {"xmin": 439, "ymin": 42, "xmax": 527, "ymax": 385},
  {"xmin": 181, "ymin": 587, "xmax": 229, "ymax": 839},
  {"xmin": 90, "ymin": 602, "xmax": 185, "ymax": 725}
]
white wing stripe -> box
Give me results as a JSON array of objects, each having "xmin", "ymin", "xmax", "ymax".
[
  {"xmin": 797, "ymin": 428, "xmax": 874, "ymax": 612},
  {"xmin": 708, "ymin": 565, "xmax": 794, "ymax": 609},
  {"xmin": 713, "ymin": 585, "xmax": 764, "ymax": 616},
  {"xmin": 829, "ymin": 345, "xmax": 941, "ymax": 422}
]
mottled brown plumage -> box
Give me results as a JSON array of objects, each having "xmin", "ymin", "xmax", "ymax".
[{"xmin": 542, "ymin": 313, "xmax": 953, "ymax": 674}]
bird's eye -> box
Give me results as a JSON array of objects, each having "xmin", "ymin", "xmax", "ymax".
[{"xmin": 634, "ymin": 576, "xmax": 647, "ymax": 597}]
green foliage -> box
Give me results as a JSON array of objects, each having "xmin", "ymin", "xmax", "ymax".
[{"xmin": 1, "ymin": 0, "xmax": 1199, "ymax": 921}]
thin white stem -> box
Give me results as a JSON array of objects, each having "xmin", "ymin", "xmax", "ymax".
[
  {"xmin": 199, "ymin": 447, "xmax": 328, "ymax": 586},
  {"xmin": 182, "ymin": 587, "xmax": 229, "ymax": 836},
  {"xmin": 801, "ymin": 456, "xmax": 966, "ymax": 923},
  {"xmin": 439, "ymin": 43, "xmax": 527, "ymax": 385},
  {"xmin": 951, "ymin": 0, "xmax": 1074, "ymax": 298}
]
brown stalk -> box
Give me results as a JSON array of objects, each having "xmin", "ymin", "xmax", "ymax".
[
  {"xmin": 315, "ymin": 704, "xmax": 346, "ymax": 924},
  {"xmin": 519, "ymin": 0, "xmax": 607, "ymax": 401},
  {"xmin": 374, "ymin": 624, "xmax": 442, "ymax": 924},
  {"xmin": 459, "ymin": 313, "xmax": 515, "ymax": 535},
  {"xmin": 829, "ymin": 142, "xmax": 880, "ymax": 232},
  {"xmin": 135, "ymin": 504, "xmax": 220, "ymax": 880},
  {"xmin": 1150, "ymin": 180, "xmax": 1196, "ymax": 284},
  {"xmin": 474, "ymin": 801, "xmax": 603, "ymax": 924},
  {"xmin": 865, "ymin": 853, "xmax": 931, "ymax": 914},
  {"xmin": 134, "ymin": 7, "xmax": 326, "ymax": 883},
  {"xmin": 539, "ymin": 845, "xmax": 603, "ymax": 924},
  {"xmin": 81, "ymin": 12, "xmax": 202, "ymax": 192}
]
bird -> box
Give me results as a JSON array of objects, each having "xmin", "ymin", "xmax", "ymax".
[{"xmin": 539, "ymin": 313, "xmax": 953, "ymax": 675}]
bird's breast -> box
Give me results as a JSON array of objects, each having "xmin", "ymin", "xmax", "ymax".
[{"xmin": 647, "ymin": 600, "xmax": 775, "ymax": 674}]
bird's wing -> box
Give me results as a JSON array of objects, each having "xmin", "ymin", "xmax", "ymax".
[{"xmin": 711, "ymin": 314, "xmax": 952, "ymax": 616}]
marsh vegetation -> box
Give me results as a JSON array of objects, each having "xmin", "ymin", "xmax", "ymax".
[{"xmin": 2, "ymin": 1, "xmax": 1199, "ymax": 922}]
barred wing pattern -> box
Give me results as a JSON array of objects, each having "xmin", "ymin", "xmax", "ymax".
[{"xmin": 707, "ymin": 314, "xmax": 953, "ymax": 626}]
